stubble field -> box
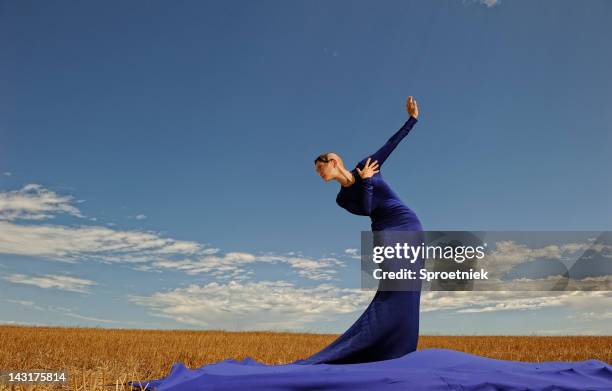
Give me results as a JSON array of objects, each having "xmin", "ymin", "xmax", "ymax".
[{"xmin": 0, "ymin": 325, "xmax": 610, "ymax": 390}]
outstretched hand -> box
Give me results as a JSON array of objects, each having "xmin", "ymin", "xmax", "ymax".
[
  {"xmin": 356, "ymin": 157, "xmax": 379, "ymax": 179},
  {"xmin": 406, "ymin": 96, "xmax": 419, "ymax": 119}
]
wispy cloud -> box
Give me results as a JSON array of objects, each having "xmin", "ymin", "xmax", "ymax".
[
  {"xmin": 57, "ymin": 308, "xmax": 118, "ymax": 323},
  {"xmin": 150, "ymin": 253, "xmax": 345, "ymax": 281},
  {"xmin": 3, "ymin": 298, "xmax": 180, "ymax": 328},
  {"xmin": 344, "ymin": 248, "xmax": 360, "ymax": 260},
  {"xmin": 463, "ymin": 0, "xmax": 501, "ymax": 8},
  {"xmin": 475, "ymin": 239, "xmax": 602, "ymax": 275},
  {"xmin": 480, "ymin": 0, "xmax": 500, "ymax": 7},
  {"xmin": 128, "ymin": 283, "xmax": 611, "ymax": 332},
  {"xmin": 4, "ymin": 299, "xmax": 47, "ymax": 311},
  {"xmin": 567, "ymin": 311, "xmax": 612, "ymax": 321},
  {"xmin": 129, "ymin": 280, "xmax": 375, "ymax": 330},
  {"xmin": 421, "ymin": 290, "xmax": 612, "ymax": 314},
  {"xmin": 1, "ymin": 273, "xmax": 98, "ymax": 293},
  {"xmin": 0, "ymin": 320, "xmax": 51, "ymax": 326},
  {"xmin": 0, "ymin": 221, "xmax": 203, "ymax": 263},
  {"xmin": 0, "ymin": 219, "xmax": 344, "ymax": 280},
  {"xmin": 0, "ymin": 185, "xmax": 343, "ymax": 281},
  {"xmin": 0, "ymin": 184, "xmax": 84, "ymax": 221},
  {"xmin": 135, "ymin": 214, "xmax": 147, "ymax": 220}
]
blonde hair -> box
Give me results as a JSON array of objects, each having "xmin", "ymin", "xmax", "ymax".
[{"xmin": 313, "ymin": 152, "xmax": 344, "ymax": 167}]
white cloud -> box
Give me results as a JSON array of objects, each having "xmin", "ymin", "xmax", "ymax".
[
  {"xmin": 0, "ymin": 186, "xmax": 341, "ymax": 281},
  {"xmin": 419, "ymin": 272, "xmax": 610, "ymax": 292},
  {"xmin": 421, "ymin": 290, "xmax": 612, "ymax": 315},
  {"xmin": 480, "ymin": 0, "xmax": 500, "ymax": 7},
  {"xmin": 0, "ymin": 184, "xmax": 84, "ymax": 221},
  {"xmin": 476, "ymin": 240, "xmax": 600, "ymax": 275},
  {"xmin": 0, "ymin": 219, "xmax": 341, "ymax": 281},
  {"xmin": 4, "ymin": 299, "xmax": 46, "ymax": 311},
  {"xmin": 129, "ymin": 280, "xmax": 375, "ymax": 330},
  {"xmin": 135, "ymin": 214, "xmax": 147, "ymax": 220},
  {"xmin": 0, "ymin": 221, "xmax": 203, "ymax": 262},
  {"xmin": 1, "ymin": 273, "xmax": 98, "ymax": 293},
  {"xmin": 344, "ymin": 248, "xmax": 360, "ymax": 260},
  {"xmin": 567, "ymin": 311, "xmax": 612, "ymax": 321},
  {"xmin": 57, "ymin": 308, "xmax": 118, "ymax": 323},
  {"xmin": 3, "ymin": 298, "xmax": 173, "ymax": 327},
  {"xmin": 3, "ymin": 172, "xmax": 11, "ymax": 176},
  {"xmin": 151, "ymin": 253, "xmax": 345, "ymax": 281},
  {"xmin": 129, "ymin": 282, "xmax": 611, "ymax": 332},
  {"xmin": 0, "ymin": 320, "xmax": 51, "ymax": 326},
  {"xmin": 465, "ymin": 0, "xmax": 500, "ymax": 7}
]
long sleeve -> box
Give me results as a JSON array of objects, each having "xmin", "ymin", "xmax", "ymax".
[
  {"xmin": 357, "ymin": 116, "xmax": 418, "ymax": 169},
  {"xmin": 360, "ymin": 177, "xmax": 374, "ymax": 215}
]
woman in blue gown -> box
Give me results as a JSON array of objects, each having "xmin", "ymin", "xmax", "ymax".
[
  {"xmin": 296, "ymin": 96, "xmax": 424, "ymax": 364},
  {"xmin": 128, "ymin": 97, "xmax": 612, "ymax": 390}
]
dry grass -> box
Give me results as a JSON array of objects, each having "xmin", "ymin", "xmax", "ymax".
[{"xmin": 0, "ymin": 325, "xmax": 610, "ymax": 390}]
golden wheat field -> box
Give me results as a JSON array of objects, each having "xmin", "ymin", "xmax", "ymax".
[{"xmin": 0, "ymin": 325, "xmax": 610, "ymax": 390}]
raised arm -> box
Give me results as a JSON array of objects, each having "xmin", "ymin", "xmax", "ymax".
[
  {"xmin": 357, "ymin": 116, "xmax": 418, "ymax": 170},
  {"xmin": 357, "ymin": 96, "xmax": 420, "ymax": 170}
]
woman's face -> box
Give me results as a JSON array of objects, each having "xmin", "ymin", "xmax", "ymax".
[{"xmin": 315, "ymin": 160, "xmax": 334, "ymax": 181}]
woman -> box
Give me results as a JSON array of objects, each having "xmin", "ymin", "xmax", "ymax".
[
  {"xmin": 127, "ymin": 97, "xmax": 612, "ymax": 390},
  {"xmin": 292, "ymin": 96, "xmax": 425, "ymax": 365}
]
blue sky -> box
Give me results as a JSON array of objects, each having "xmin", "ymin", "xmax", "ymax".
[{"xmin": 0, "ymin": 0, "xmax": 610, "ymax": 334}]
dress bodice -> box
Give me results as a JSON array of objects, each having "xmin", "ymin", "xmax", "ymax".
[{"xmin": 334, "ymin": 117, "xmax": 422, "ymax": 231}]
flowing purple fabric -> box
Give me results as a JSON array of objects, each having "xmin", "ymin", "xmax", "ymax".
[
  {"xmin": 128, "ymin": 118, "xmax": 612, "ymax": 390},
  {"xmin": 128, "ymin": 348, "xmax": 612, "ymax": 390}
]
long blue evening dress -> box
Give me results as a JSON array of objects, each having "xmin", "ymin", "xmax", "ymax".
[
  {"xmin": 291, "ymin": 116, "xmax": 424, "ymax": 364},
  {"xmin": 128, "ymin": 117, "xmax": 612, "ymax": 390}
]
